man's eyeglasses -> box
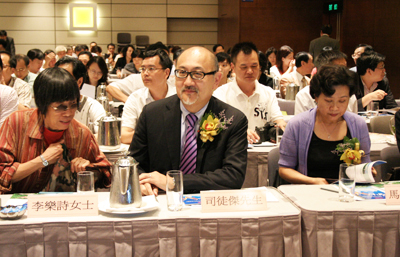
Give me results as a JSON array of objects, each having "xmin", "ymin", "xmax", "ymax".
[
  {"xmin": 52, "ymin": 103, "xmax": 78, "ymax": 113},
  {"xmin": 15, "ymin": 67, "xmax": 27, "ymax": 72},
  {"xmin": 174, "ymin": 69, "xmax": 217, "ymax": 80},
  {"xmin": 139, "ymin": 67, "xmax": 164, "ymax": 73}
]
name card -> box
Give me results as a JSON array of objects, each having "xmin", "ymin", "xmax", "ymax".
[
  {"xmin": 384, "ymin": 184, "xmax": 400, "ymax": 205},
  {"xmin": 27, "ymin": 193, "xmax": 98, "ymax": 218},
  {"xmin": 200, "ymin": 189, "xmax": 267, "ymax": 213}
]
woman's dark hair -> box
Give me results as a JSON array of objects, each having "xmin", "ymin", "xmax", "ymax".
[
  {"xmin": 258, "ymin": 51, "xmax": 267, "ymax": 73},
  {"xmin": 121, "ymin": 45, "xmax": 135, "ymax": 58},
  {"xmin": 216, "ymin": 52, "xmax": 232, "ymax": 78},
  {"xmin": 132, "ymin": 49, "xmax": 144, "ymax": 59},
  {"xmin": 34, "ymin": 67, "xmax": 80, "ymax": 115},
  {"xmin": 85, "ymin": 56, "xmax": 108, "ymax": 85},
  {"xmin": 90, "ymin": 45, "xmax": 102, "ymax": 54},
  {"xmin": 265, "ymin": 47, "xmax": 277, "ymax": 74},
  {"xmin": 276, "ymin": 45, "xmax": 293, "ymax": 73},
  {"xmin": 310, "ymin": 65, "xmax": 357, "ymax": 99}
]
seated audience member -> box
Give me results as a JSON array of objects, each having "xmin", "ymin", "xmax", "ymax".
[
  {"xmin": 43, "ymin": 49, "xmax": 56, "ymax": 69},
  {"xmin": 55, "ymin": 57, "xmax": 106, "ymax": 133},
  {"xmin": 129, "ymin": 46, "xmax": 248, "ymax": 195},
  {"xmin": 10, "ymin": 54, "xmax": 37, "ymax": 88},
  {"xmin": 27, "ymin": 48, "xmax": 44, "ymax": 74},
  {"xmin": 295, "ymin": 51, "xmax": 358, "ymax": 115},
  {"xmin": 0, "ymin": 30, "xmax": 15, "ymax": 56},
  {"xmin": 66, "ymin": 46, "xmax": 73, "ymax": 57},
  {"xmin": 0, "ymin": 51, "xmax": 31, "ymax": 109},
  {"xmin": 213, "ymin": 44, "xmax": 224, "ymax": 54},
  {"xmin": 258, "ymin": 51, "xmax": 273, "ymax": 87},
  {"xmin": 123, "ymin": 50, "xmax": 144, "ymax": 74},
  {"xmin": 216, "ymin": 52, "xmax": 233, "ymax": 87},
  {"xmin": 84, "ymin": 56, "xmax": 108, "ymax": 94},
  {"xmin": 113, "ymin": 45, "xmax": 134, "ymax": 78},
  {"xmin": 78, "ymin": 51, "xmax": 93, "ymax": 66},
  {"xmin": 0, "ymin": 58, "xmax": 18, "ymax": 126},
  {"xmin": 74, "ymin": 44, "xmax": 87, "ymax": 56},
  {"xmin": 355, "ymin": 51, "xmax": 397, "ymax": 111},
  {"xmin": 279, "ymin": 65, "xmax": 371, "ymax": 184},
  {"xmin": 270, "ymin": 45, "xmax": 295, "ymax": 79},
  {"xmin": 265, "ymin": 47, "xmax": 277, "ymax": 76},
  {"xmin": 213, "ymin": 42, "xmax": 285, "ymax": 144},
  {"xmin": 280, "ymin": 52, "xmax": 313, "ymax": 99},
  {"xmin": 0, "ymin": 68, "xmax": 111, "ymax": 193},
  {"xmin": 90, "ymin": 45, "xmax": 102, "ymax": 56},
  {"xmin": 350, "ymin": 44, "xmax": 374, "ymax": 72},
  {"xmin": 89, "ymin": 41, "xmax": 97, "ymax": 52},
  {"xmin": 55, "ymin": 45, "xmax": 67, "ymax": 60},
  {"xmin": 121, "ymin": 49, "xmax": 176, "ymax": 144},
  {"xmin": 104, "ymin": 43, "xmax": 117, "ymax": 67},
  {"xmin": 0, "ymin": 39, "xmax": 6, "ymax": 51}
]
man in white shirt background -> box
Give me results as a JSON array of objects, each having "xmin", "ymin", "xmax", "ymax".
[
  {"xmin": 121, "ymin": 49, "xmax": 176, "ymax": 144},
  {"xmin": 0, "ymin": 58, "xmax": 18, "ymax": 127},
  {"xmin": 280, "ymin": 52, "xmax": 313, "ymax": 99},
  {"xmin": 27, "ymin": 49, "xmax": 44, "ymax": 75},
  {"xmin": 213, "ymin": 42, "xmax": 286, "ymax": 144}
]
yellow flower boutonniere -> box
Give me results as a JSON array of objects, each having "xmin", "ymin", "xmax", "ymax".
[
  {"xmin": 199, "ymin": 110, "xmax": 233, "ymax": 144},
  {"xmin": 332, "ymin": 136, "xmax": 365, "ymax": 165}
]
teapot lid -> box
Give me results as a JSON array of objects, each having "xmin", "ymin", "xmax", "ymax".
[
  {"xmin": 116, "ymin": 154, "xmax": 138, "ymax": 166},
  {"xmin": 98, "ymin": 112, "xmax": 116, "ymax": 122}
]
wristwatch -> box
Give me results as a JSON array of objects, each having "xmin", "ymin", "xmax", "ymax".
[{"xmin": 40, "ymin": 155, "xmax": 49, "ymax": 167}]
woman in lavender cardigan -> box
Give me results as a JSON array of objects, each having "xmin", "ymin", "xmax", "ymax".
[{"xmin": 278, "ymin": 65, "xmax": 371, "ymax": 184}]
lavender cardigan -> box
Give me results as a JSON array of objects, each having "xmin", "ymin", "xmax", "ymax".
[{"xmin": 278, "ymin": 107, "xmax": 371, "ymax": 175}]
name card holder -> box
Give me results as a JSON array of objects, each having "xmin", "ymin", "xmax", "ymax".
[
  {"xmin": 384, "ymin": 184, "xmax": 400, "ymax": 205},
  {"xmin": 28, "ymin": 193, "xmax": 98, "ymax": 218},
  {"xmin": 200, "ymin": 188, "xmax": 267, "ymax": 213}
]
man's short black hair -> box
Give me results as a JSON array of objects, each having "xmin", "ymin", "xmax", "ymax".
[
  {"xmin": 213, "ymin": 44, "xmax": 224, "ymax": 52},
  {"xmin": 310, "ymin": 65, "xmax": 357, "ymax": 99},
  {"xmin": 314, "ymin": 50, "xmax": 347, "ymax": 69},
  {"xmin": 146, "ymin": 42, "xmax": 168, "ymax": 53},
  {"xmin": 295, "ymin": 52, "xmax": 311, "ymax": 68},
  {"xmin": 78, "ymin": 51, "xmax": 93, "ymax": 60},
  {"xmin": 9, "ymin": 54, "xmax": 30, "ymax": 68},
  {"xmin": 144, "ymin": 49, "xmax": 173, "ymax": 79},
  {"xmin": 34, "ymin": 67, "xmax": 80, "ymax": 115},
  {"xmin": 0, "ymin": 39, "xmax": 6, "ymax": 49},
  {"xmin": 55, "ymin": 56, "xmax": 87, "ymax": 86},
  {"xmin": 230, "ymin": 42, "xmax": 258, "ymax": 64},
  {"xmin": 44, "ymin": 49, "xmax": 55, "ymax": 55},
  {"xmin": 0, "ymin": 30, "xmax": 7, "ymax": 36},
  {"xmin": 356, "ymin": 51, "xmax": 386, "ymax": 76},
  {"xmin": 107, "ymin": 43, "xmax": 115, "ymax": 48},
  {"xmin": 27, "ymin": 48, "xmax": 44, "ymax": 60},
  {"xmin": 321, "ymin": 24, "xmax": 333, "ymax": 35}
]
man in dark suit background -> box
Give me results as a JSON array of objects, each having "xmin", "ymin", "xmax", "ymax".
[
  {"xmin": 129, "ymin": 46, "xmax": 248, "ymax": 195},
  {"xmin": 0, "ymin": 30, "xmax": 15, "ymax": 56},
  {"xmin": 309, "ymin": 25, "xmax": 340, "ymax": 58}
]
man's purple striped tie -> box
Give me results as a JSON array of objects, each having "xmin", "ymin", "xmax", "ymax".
[{"xmin": 180, "ymin": 113, "xmax": 198, "ymax": 174}]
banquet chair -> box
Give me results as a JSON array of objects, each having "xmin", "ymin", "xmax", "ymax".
[
  {"xmin": 369, "ymin": 115, "xmax": 393, "ymax": 134},
  {"xmin": 267, "ymin": 147, "xmax": 289, "ymax": 187},
  {"xmin": 117, "ymin": 33, "xmax": 131, "ymax": 52},
  {"xmin": 278, "ymin": 99, "xmax": 295, "ymax": 115},
  {"xmin": 396, "ymin": 99, "xmax": 400, "ymax": 106},
  {"xmin": 380, "ymin": 146, "xmax": 400, "ymax": 181},
  {"xmin": 136, "ymin": 35, "xmax": 149, "ymax": 51}
]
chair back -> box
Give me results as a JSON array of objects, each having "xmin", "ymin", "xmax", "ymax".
[
  {"xmin": 278, "ymin": 99, "xmax": 295, "ymax": 115},
  {"xmin": 370, "ymin": 115, "xmax": 393, "ymax": 134},
  {"xmin": 135, "ymin": 35, "xmax": 149, "ymax": 50},
  {"xmin": 395, "ymin": 99, "xmax": 400, "ymax": 107},
  {"xmin": 380, "ymin": 146, "xmax": 400, "ymax": 180},
  {"xmin": 267, "ymin": 147, "xmax": 289, "ymax": 187},
  {"xmin": 117, "ymin": 33, "xmax": 131, "ymax": 44}
]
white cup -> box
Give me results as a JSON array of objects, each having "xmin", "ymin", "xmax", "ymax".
[
  {"xmin": 77, "ymin": 171, "xmax": 95, "ymax": 193},
  {"xmin": 166, "ymin": 170, "xmax": 184, "ymax": 211},
  {"xmin": 338, "ymin": 163, "xmax": 355, "ymax": 202}
]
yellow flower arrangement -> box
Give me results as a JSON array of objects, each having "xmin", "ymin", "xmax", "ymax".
[
  {"xmin": 199, "ymin": 110, "xmax": 233, "ymax": 144},
  {"xmin": 333, "ymin": 137, "xmax": 365, "ymax": 165}
]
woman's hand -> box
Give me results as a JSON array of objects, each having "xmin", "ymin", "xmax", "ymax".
[
  {"xmin": 310, "ymin": 177, "xmax": 329, "ymax": 185},
  {"xmin": 70, "ymin": 157, "xmax": 90, "ymax": 173},
  {"xmin": 41, "ymin": 139, "xmax": 64, "ymax": 165}
]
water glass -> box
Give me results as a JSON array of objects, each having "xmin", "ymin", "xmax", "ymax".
[
  {"xmin": 77, "ymin": 171, "xmax": 95, "ymax": 193},
  {"xmin": 338, "ymin": 163, "xmax": 355, "ymax": 202},
  {"xmin": 369, "ymin": 102, "xmax": 379, "ymax": 117},
  {"xmin": 166, "ymin": 170, "xmax": 184, "ymax": 211}
]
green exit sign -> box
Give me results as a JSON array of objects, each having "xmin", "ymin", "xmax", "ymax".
[{"xmin": 324, "ymin": 1, "xmax": 342, "ymax": 13}]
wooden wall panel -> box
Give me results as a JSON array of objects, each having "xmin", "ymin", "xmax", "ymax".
[
  {"xmin": 167, "ymin": 5, "xmax": 218, "ymax": 18},
  {"xmin": 217, "ymin": 0, "xmax": 240, "ymax": 51}
]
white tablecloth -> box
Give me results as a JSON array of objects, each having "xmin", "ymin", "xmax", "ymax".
[
  {"xmin": 279, "ymin": 184, "xmax": 400, "ymax": 257},
  {"xmin": 0, "ymin": 188, "xmax": 301, "ymax": 257}
]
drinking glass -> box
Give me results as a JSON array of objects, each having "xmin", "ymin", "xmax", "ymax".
[
  {"xmin": 389, "ymin": 116, "xmax": 395, "ymax": 135},
  {"xmin": 166, "ymin": 170, "xmax": 184, "ymax": 211},
  {"xmin": 369, "ymin": 102, "xmax": 379, "ymax": 117},
  {"xmin": 77, "ymin": 171, "xmax": 95, "ymax": 193},
  {"xmin": 338, "ymin": 163, "xmax": 355, "ymax": 202}
]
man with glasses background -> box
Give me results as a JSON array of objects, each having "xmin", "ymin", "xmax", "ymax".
[
  {"xmin": 129, "ymin": 46, "xmax": 248, "ymax": 195},
  {"xmin": 120, "ymin": 49, "xmax": 176, "ymax": 144},
  {"xmin": 214, "ymin": 42, "xmax": 286, "ymax": 144}
]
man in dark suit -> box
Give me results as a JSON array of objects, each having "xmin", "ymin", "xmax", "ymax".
[
  {"xmin": 0, "ymin": 30, "xmax": 15, "ymax": 56},
  {"xmin": 129, "ymin": 46, "xmax": 248, "ymax": 195},
  {"xmin": 309, "ymin": 25, "xmax": 340, "ymax": 58}
]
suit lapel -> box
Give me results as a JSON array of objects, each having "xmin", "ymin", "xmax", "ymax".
[{"xmin": 164, "ymin": 95, "xmax": 182, "ymax": 170}]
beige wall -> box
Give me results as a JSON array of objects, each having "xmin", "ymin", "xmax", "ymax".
[{"xmin": 0, "ymin": 0, "xmax": 218, "ymax": 55}]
